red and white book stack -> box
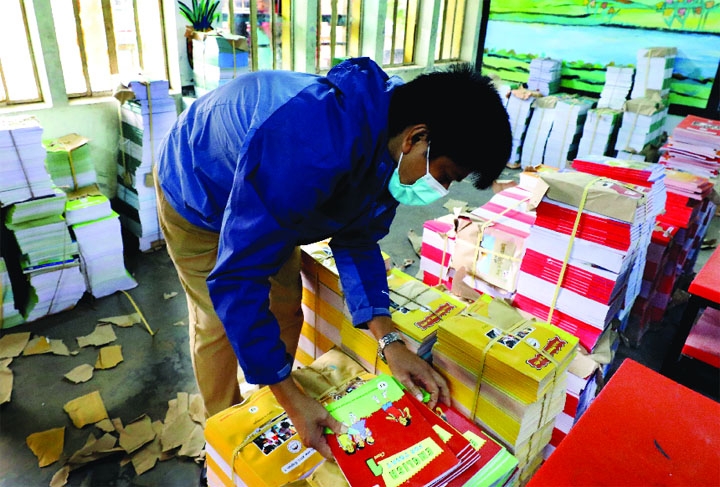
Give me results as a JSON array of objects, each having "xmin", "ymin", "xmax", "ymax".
[
  {"xmin": 420, "ymin": 185, "xmax": 536, "ymax": 299},
  {"xmin": 512, "ymin": 171, "xmax": 649, "ymax": 352},
  {"xmin": 659, "ymin": 114, "xmax": 720, "ymax": 179}
]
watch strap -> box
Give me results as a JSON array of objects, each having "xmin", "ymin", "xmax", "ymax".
[{"xmin": 378, "ymin": 331, "xmax": 404, "ymax": 363}]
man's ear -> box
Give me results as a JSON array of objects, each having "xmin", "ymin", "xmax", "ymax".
[{"xmin": 403, "ymin": 124, "xmax": 429, "ymax": 152}]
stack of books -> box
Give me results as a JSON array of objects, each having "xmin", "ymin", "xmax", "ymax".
[
  {"xmin": 526, "ymin": 58, "xmax": 562, "ymax": 96},
  {"xmin": 292, "ymin": 349, "xmax": 519, "ymax": 487},
  {"xmin": 629, "ymin": 47, "xmax": 677, "ymax": 100},
  {"xmin": 614, "ymin": 96, "xmax": 668, "ymax": 155},
  {"xmin": 0, "ymin": 115, "xmax": 55, "ymax": 207},
  {"xmin": 543, "ymin": 95, "xmax": 595, "ymax": 170},
  {"xmin": 576, "ymin": 108, "xmax": 622, "ymax": 159},
  {"xmin": 505, "ymin": 89, "xmax": 538, "ymax": 167},
  {"xmin": 191, "ymin": 32, "xmax": 249, "ymax": 96},
  {"xmin": 512, "ymin": 171, "xmax": 649, "ymax": 352},
  {"xmin": 1, "ymin": 257, "xmax": 24, "ymax": 329},
  {"xmin": 432, "ymin": 297, "xmax": 578, "ymax": 481},
  {"xmin": 23, "ymin": 260, "xmax": 86, "ymax": 323},
  {"xmin": 114, "ymin": 79, "xmax": 176, "ymax": 251},
  {"xmin": 659, "ymin": 114, "xmax": 720, "ymax": 179},
  {"xmin": 420, "ymin": 185, "xmax": 536, "ymax": 300},
  {"xmin": 520, "ymin": 96, "xmax": 557, "ymax": 169},
  {"xmin": 597, "ymin": 65, "xmax": 634, "ymax": 110},
  {"xmin": 386, "ymin": 268, "xmax": 467, "ymax": 360},
  {"xmin": 5, "ymin": 192, "xmax": 78, "ymax": 273},
  {"xmin": 43, "ymin": 134, "xmax": 97, "ymax": 192}
]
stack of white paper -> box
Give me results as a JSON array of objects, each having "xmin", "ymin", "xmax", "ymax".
[
  {"xmin": 72, "ymin": 211, "xmax": 137, "ymax": 298},
  {"xmin": 614, "ymin": 98, "xmax": 668, "ymax": 154},
  {"xmin": 24, "ymin": 260, "xmax": 86, "ymax": 323},
  {"xmin": 0, "ymin": 115, "xmax": 55, "ymax": 207},
  {"xmin": 115, "ymin": 83, "xmax": 176, "ymax": 251},
  {"xmin": 5, "ymin": 187, "xmax": 67, "ymax": 226},
  {"xmin": 543, "ymin": 95, "xmax": 596, "ymax": 170},
  {"xmin": 43, "ymin": 134, "xmax": 97, "ymax": 192},
  {"xmin": 506, "ymin": 90, "xmax": 537, "ymax": 166},
  {"xmin": 1, "ymin": 257, "xmax": 24, "ymax": 329},
  {"xmin": 576, "ymin": 108, "xmax": 622, "ymax": 159},
  {"xmin": 598, "ymin": 65, "xmax": 634, "ymax": 110},
  {"xmin": 520, "ymin": 96, "xmax": 557, "ymax": 169},
  {"xmin": 527, "ymin": 58, "xmax": 562, "ymax": 96},
  {"xmin": 6, "ymin": 214, "xmax": 79, "ymax": 272},
  {"xmin": 629, "ymin": 47, "xmax": 677, "ymax": 100},
  {"xmin": 65, "ymin": 190, "xmax": 113, "ymax": 226}
]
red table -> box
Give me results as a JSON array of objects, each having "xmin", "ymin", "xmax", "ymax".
[{"xmin": 661, "ymin": 245, "xmax": 720, "ymax": 375}]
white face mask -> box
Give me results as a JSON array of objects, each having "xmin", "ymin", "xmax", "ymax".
[{"xmin": 388, "ymin": 143, "xmax": 449, "ymax": 206}]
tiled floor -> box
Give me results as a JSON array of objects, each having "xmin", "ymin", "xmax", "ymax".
[{"xmin": 1, "ymin": 169, "xmax": 718, "ymax": 487}]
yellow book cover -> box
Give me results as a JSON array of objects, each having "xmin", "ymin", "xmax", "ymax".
[
  {"xmin": 387, "ymin": 268, "xmax": 467, "ymax": 343},
  {"xmin": 205, "ymin": 388, "xmax": 324, "ymax": 487}
]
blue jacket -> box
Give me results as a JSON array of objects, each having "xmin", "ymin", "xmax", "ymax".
[{"xmin": 157, "ymin": 58, "xmax": 403, "ymax": 385}]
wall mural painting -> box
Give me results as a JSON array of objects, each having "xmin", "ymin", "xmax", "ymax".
[{"xmin": 482, "ymin": 0, "xmax": 720, "ymax": 113}]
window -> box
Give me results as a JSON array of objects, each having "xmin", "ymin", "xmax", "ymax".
[
  {"xmin": 0, "ymin": 1, "xmax": 42, "ymax": 105},
  {"xmin": 50, "ymin": 0, "xmax": 170, "ymax": 98}
]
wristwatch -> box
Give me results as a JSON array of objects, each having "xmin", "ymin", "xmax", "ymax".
[{"xmin": 378, "ymin": 331, "xmax": 404, "ymax": 364}]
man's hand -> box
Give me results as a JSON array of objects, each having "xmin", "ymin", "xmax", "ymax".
[
  {"xmin": 382, "ymin": 341, "xmax": 450, "ymax": 410},
  {"xmin": 269, "ymin": 377, "xmax": 345, "ymax": 459},
  {"xmin": 368, "ymin": 316, "xmax": 450, "ymax": 410}
]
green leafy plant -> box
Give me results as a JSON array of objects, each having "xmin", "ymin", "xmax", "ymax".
[{"xmin": 178, "ymin": 0, "xmax": 221, "ymax": 31}]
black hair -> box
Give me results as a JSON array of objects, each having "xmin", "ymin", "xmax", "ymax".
[{"xmin": 388, "ymin": 63, "xmax": 512, "ymax": 189}]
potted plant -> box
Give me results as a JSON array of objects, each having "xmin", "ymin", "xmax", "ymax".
[{"xmin": 179, "ymin": 0, "xmax": 221, "ymax": 69}]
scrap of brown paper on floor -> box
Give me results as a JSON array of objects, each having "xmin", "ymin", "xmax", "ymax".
[
  {"xmin": 26, "ymin": 427, "xmax": 65, "ymax": 467},
  {"xmin": 0, "ymin": 331, "xmax": 31, "ymax": 358},
  {"xmin": 94, "ymin": 345, "xmax": 123, "ymax": 369},
  {"xmin": 63, "ymin": 391, "xmax": 109, "ymax": 428},
  {"xmin": 77, "ymin": 324, "xmax": 117, "ymax": 348},
  {"xmin": 98, "ymin": 313, "xmax": 141, "ymax": 328},
  {"xmin": 0, "ymin": 358, "xmax": 13, "ymax": 404},
  {"xmin": 64, "ymin": 364, "xmax": 94, "ymax": 384}
]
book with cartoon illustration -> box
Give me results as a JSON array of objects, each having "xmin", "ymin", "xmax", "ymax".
[{"xmin": 324, "ymin": 374, "xmax": 460, "ymax": 486}]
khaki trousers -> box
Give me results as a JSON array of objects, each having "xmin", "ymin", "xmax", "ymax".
[{"xmin": 154, "ymin": 172, "xmax": 304, "ymax": 418}]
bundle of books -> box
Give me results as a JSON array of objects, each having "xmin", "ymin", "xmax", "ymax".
[
  {"xmin": 420, "ymin": 185, "xmax": 536, "ymax": 301},
  {"xmin": 1, "ymin": 257, "xmax": 24, "ymax": 328},
  {"xmin": 386, "ymin": 268, "xmax": 467, "ymax": 360},
  {"xmin": 682, "ymin": 306, "xmax": 720, "ymax": 368},
  {"xmin": 114, "ymin": 78, "xmax": 176, "ymax": 251},
  {"xmin": 570, "ymin": 155, "xmax": 668, "ymax": 321},
  {"xmin": 0, "ymin": 115, "xmax": 55, "ymax": 208},
  {"xmin": 292, "ymin": 349, "xmax": 519, "ymax": 487},
  {"xmin": 512, "ymin": 171, "xmax": 649, "ymax": 352},
  {"xmin": 629, "ymin": 47, "xmax": 677, "ymax": 100},
  {"xmin": 575, "ymin": 108, "xmax": 622, "ymax": 159},
  {"xmin": 191, "ymin": 31, "xmax": 249, "ymax": 96},
  {"xmin": 659, "ymin": 114, "xmax": 720, "ymax": 179},
  {"xmin": 432, "ymin": 297, "xmax": 578, "ymax": 480},
  {"xmin": 5, "ymin": 193, "xmax": 79, "ymax": 273},
  {"xmin": 505, "ymin": 89, "xmax": 539, "ymax": 167},
  {"xmin": 204, "ymin": 386, "xmax": 325, "ymax": 487},
  {"xmin": 542, "ymin": 95, "xmax": 595, "ymax": 170},
  {"xmin": 614, "ymin": 96, "xmax": 668, "ymax": 155},
  {"xmin": 526, "ymin": 58, "xmax": 562, "ymax": 96},
  {"xmin": 23, "ymin": 260, "xmax": 86, "ymax": 323},
  {"xmin": 597, "ymin": 65, "xmax": 634, "ymax": 110},
  {"xmin": 519, "ymin": 96, "xmax": 557, "ymax": 169},
  {"xmin": 299, "ymin": 241, "xmax": 456, "ymax": 375},
  {"xmin": 43, "ymin": 134, "xmax": 97, "ymax": 192}
]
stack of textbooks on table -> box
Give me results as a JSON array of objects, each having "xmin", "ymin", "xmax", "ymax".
[
  {"xmin": 512, "ymin": 171, "xmax": 650, "ymax": 353},
  {"xmin": 614, "ymin": 96, "xmax": 668, "ymax": 155},
  {"xmin": 520, "ymin": 96, "xmax": 557, "ymax": 169},
  {"xmin": 1, "ymin": 257, "xmax": 24, "ymax": 329},
  {"xmin": 191, "ymin": 31, "xmax": 249, "ymax": 96},
  {"xmin": 526, "ymin": 58, "xmax": 562, "ymax": 96},
  {"xmin": 432, "ymin": 297, "xmax": 578, "ymax": 483},
  {"xmin": 629, "ymin": 47, "xmax": 677, "ymax": 100},
  {"xmin": 505, "ymin": 88, "xmax": 538, "ymax": 167},
  {"xmin": 114, "ymin": 79, "xmax": 176, "ymax": 251},
  {"xmin": 659, "ymin": 114, "xmax": 720, "ymax": 179},
  {"xmin": 43, "ymin": 134, "xmax": 97, "ymax": 192},
  {"xmin": 0, "ymin": 115, "xmax": 55, "ymax": 207},
  {"xmin": 542, "ymin": 95, "xmax": 595, "ymax": 170},
  {"xmin": 597, "ymin": 64, "xmax": 634, "ymax": 110},
  {"xmin": 420, "ymin": 185, "xmax": 536, "ymax": 300},
  {"xmin": 67, "ymin": 186, "xmax": 137, "ymax": 299},
  {"xmin": 575, "ymin": 108, "xmax": 622, "ymax": 159}
]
